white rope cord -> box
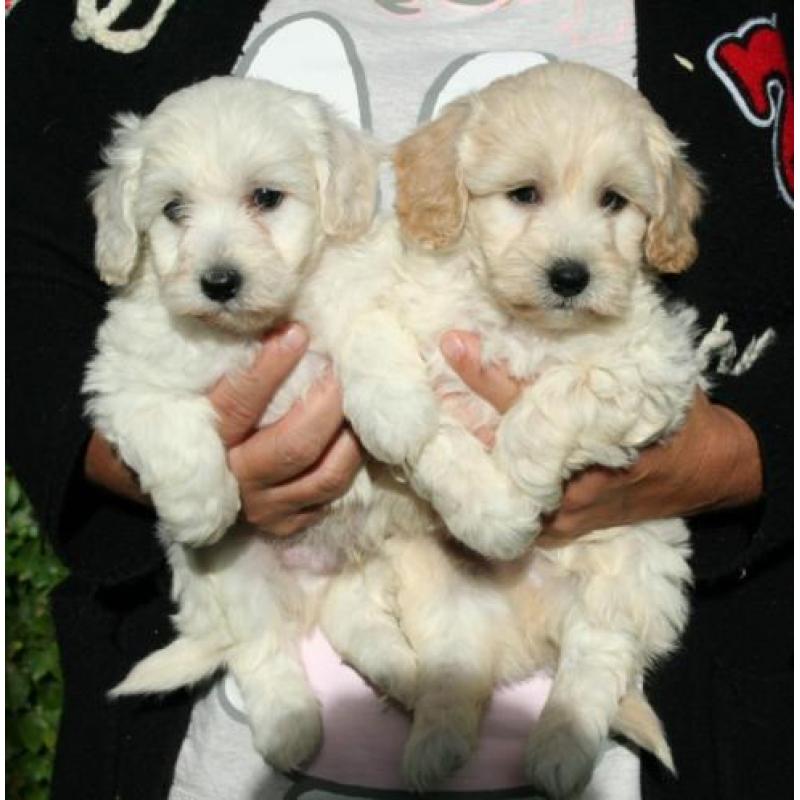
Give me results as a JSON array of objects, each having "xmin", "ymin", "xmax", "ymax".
[
  {"xmin": 697, "ymin": 313, "xmax": 776, "ymax": 378},
  {"xmin": 697, "ymin": 313, "xmax": 737, "ymax": 373},
  {"xmin": 72, "ymin": 0, "xmax": 177, "ymax": 54},
  {"xmin": 730, "ymin": 327, "xmax": 776, "ymax": 376}
]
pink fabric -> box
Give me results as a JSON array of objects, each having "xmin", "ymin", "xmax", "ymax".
[
  {"xmin": 275, "ymin": 542, "xmax": 344, "ymax": 574},
  {"xmin": 302, "ymin": 630, "xmax": 552, "ymax": 790}
]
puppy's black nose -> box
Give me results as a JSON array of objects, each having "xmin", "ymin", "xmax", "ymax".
[
  {"xmin": 547, "ymin": 259, "xmax": 590, "ymax": 298},
  {"xmin": 200, "ymin": 265, "xmax": 242, "ymax": 302}
]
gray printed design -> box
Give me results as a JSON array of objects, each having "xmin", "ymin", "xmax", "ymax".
[
  {"xmin": 375, "ymin": 0, "xmax": 508, "ymax": 14},
  {"xmin": 233, "ymin": 8, "xmax": 569, "ymax": 137},
  {"xmin": 418, "ymin": 50, "xmax": 558, "ymax": 123},
  {"xmin": 215, "ymin": 673, "xmax": 541, "ymax": 798},
  {"xmin": 373, "ymin": 0, "xmax": 420, "ymax": 16},
  {"xmin": 216, "ymin": 673, "xmax": 249, "ymax": 725},
  {"xmin": 279, "ymin": 773, "xmax": 542, "ymax": 799},
  {"xmin": 234, "ymin": 12, "xmax": 372, "ymax": 131}
]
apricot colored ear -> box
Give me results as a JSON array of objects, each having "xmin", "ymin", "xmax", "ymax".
[
  {"xmin": 394, "ymin": 101, "xmax": 471, "ymax": 250},
  {"xmin": 644, "ymin": 114, "xmax": 704, "ymax": 273}
]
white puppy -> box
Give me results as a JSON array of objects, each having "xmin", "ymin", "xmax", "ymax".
[
  {"xmin": 82, "ymin": 76, "xmax": 438, "ymax": 770},
  {"xmin": 326, "ymin": 62, "xmax": 704, "ymax": 795}
]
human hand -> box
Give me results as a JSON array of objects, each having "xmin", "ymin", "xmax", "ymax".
[
  {"xmin": 440, "ymin": 330, "xmax": 763, "ymax": 547},
  {"xmin": 85, "ymin": 323, "xmax": 363, "ymax": 537}
]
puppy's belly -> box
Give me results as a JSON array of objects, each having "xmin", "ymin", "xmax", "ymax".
[{"xmin": 273, "ymin": 540, "xmax": 346, "ymax": 576}]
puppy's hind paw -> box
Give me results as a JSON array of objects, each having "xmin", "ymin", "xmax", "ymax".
[
  {"xmin": 403, "ymin": 722, "xmax": 474, "ymax": 791},
  {"xmin": 252, "ymin": 697, "xmax": 322, "ymax": 773},
  {"xmin": 525, "ymin": 718, "xmax": 600, "ymax": 799}
]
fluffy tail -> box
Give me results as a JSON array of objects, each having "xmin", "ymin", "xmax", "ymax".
[
  {"xmin": 109, "ymin": 636, "xmax": 227, "ymax": 698},
  {"xmin": 611, "ymin": 689, "xmax": 676, "ymax": 775}
]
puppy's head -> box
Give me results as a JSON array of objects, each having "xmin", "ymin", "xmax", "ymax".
[
  {"xmin": 91, "ymin": 76, "xmax": 379, "ymax": 334},
  {"xmin": 394, "ymin": 62, "xmax": 703, "ymax": 330}
]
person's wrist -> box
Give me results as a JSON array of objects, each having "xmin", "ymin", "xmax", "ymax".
[
  {"xmin": 709, "ymin": 403, "xmax": 763, "ymax": 509},
  {"xmin": 84, "ymin": 430, "xmax": 150, "ymax": 505}
]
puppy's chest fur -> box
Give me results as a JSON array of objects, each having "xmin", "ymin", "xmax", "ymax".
[
  {"xmin": 95, "ymin": 278, "xmax": 334, "ymax": 420},
  {"xmin": 387, "ymin": 251, "xmax": 701, "ymax": 442},
  {"xmin": 90, "ymin": 283, "xmax": 354, "ymax": 564}
]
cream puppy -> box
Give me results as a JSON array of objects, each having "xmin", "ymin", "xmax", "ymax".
[
  {"xmin": 82, "ymin": 76, "xmax": 437, "ymax": 771},
  {"xmin": 329, "ymin": 62, "xmax": 703, "ymax": 796}
]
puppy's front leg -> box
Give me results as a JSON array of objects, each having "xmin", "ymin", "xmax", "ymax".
[
  {"xmin": 91, "ymin": 391, "xmax": 239, "ymax": 546},
  {"xmin": 495, "ymin": 366, "xmax": 641, "ymax": 515},
  {"xmin": 337, "ymin": 312, "xmax": 540, "ymax": 560},
  {"xmin": 410, "ymin": 420, "xmax": 540, "ymax": 560},
  {"xmin": 336, "ymin": 309, "xmax": 438, "ymax": 465}
]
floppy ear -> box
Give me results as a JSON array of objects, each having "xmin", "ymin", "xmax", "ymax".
[
  {"xmin": 643, "ymin": 114, "xmax": 704, "ymax": 273},
  {"xmin": 316, "ymin": 112, "xmax": 381, "ymax": 241},
  {"xmin": 89, "ymin": 113, "xmax": 145, "ymax": 286},
  {"xmin": 393, "ymin": 100, "xmax": 471, "ymax": 250}
]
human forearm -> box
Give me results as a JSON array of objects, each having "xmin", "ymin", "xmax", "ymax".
[
  {"xmin": 85, "ymin": 431, "xmax": 150, "ymax": 505},
  {"xmin": 537, "ymin": 391, "xmax": 762, "ymax": 544}
]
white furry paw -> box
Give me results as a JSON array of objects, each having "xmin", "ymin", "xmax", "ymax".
[
  {"xmin": 345, "ymin": 379, "xmax": 438, "ymax": 465},
  {"xmin": 525, "ymin": 717, "xmax": 601, "ymax": 799},
  {"xmin": 154, "ymin": 466, "xmax": 240, "ymax": 547},
  {"xmin": 403, "ymin": 720, "xmax": 475, "ymax": 791},
  {"xmin": 412, "ymin": 429, "xmax": 542, "ymax": 560},
  {"xmin": 469, "ymin": 513, "xmax": 541, "ymax": 561},
  {"xmin": 437, "ymin": 494, "xmax": 542, "ymax": 561},
  {"xmin": 252, "ymin": 694, "xmax": 322, "ymax": 772}
]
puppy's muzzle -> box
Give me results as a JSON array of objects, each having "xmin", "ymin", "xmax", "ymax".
[
  {"xmin": 200, "ymin": 265, "xmax": 243, "ymax": 303},
  {"xmin": 547, "ymin": 259, "xmax": 590, "ymax": 298}
]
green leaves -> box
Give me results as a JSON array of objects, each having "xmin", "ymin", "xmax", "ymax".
[{"xmin": 6, "ymin": 469, "xmax": 66, "ymax": 798}]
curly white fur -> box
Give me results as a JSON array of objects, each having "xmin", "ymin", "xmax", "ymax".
[{"xmin": 83, "ymin": 76, "xmax": 435, "ymax": 772}]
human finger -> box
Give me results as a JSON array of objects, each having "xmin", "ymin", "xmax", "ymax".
[
  {"xmin": 241, "ymin": 430, "xmax": 361, "ymax": 537},
  {"xmin": 209, "ymin": 323, "xmax": 308, "ymax": 447},
  {"xmin": 263, "ymin": 508, "xmax": 329, "ymax": 538},
  {"xmin": 440, "ymin": 330, "xmax": 524, "ymax": 413},
  {"xmin": 243, "ymin": 428, "xmax": 362, "ymax": 515},
  {"xmin": 228, "ymin": 372, "xmax": 346, "ymax": 486}
]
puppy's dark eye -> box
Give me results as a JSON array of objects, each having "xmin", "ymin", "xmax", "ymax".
[
  {"xmin": 507, "ymin": 185, "xmax": 541, "ymax": 205},
  {"xmin": 252, "ymin": 188, "xmax": 284, "ymax": 210},
  {"xmin": 163, "ymin": 198, "xmax": 185, "ymax": 223},
  {"xmin": 600, "ymin": 189, "xmax": 628, "ymax": 212}
]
